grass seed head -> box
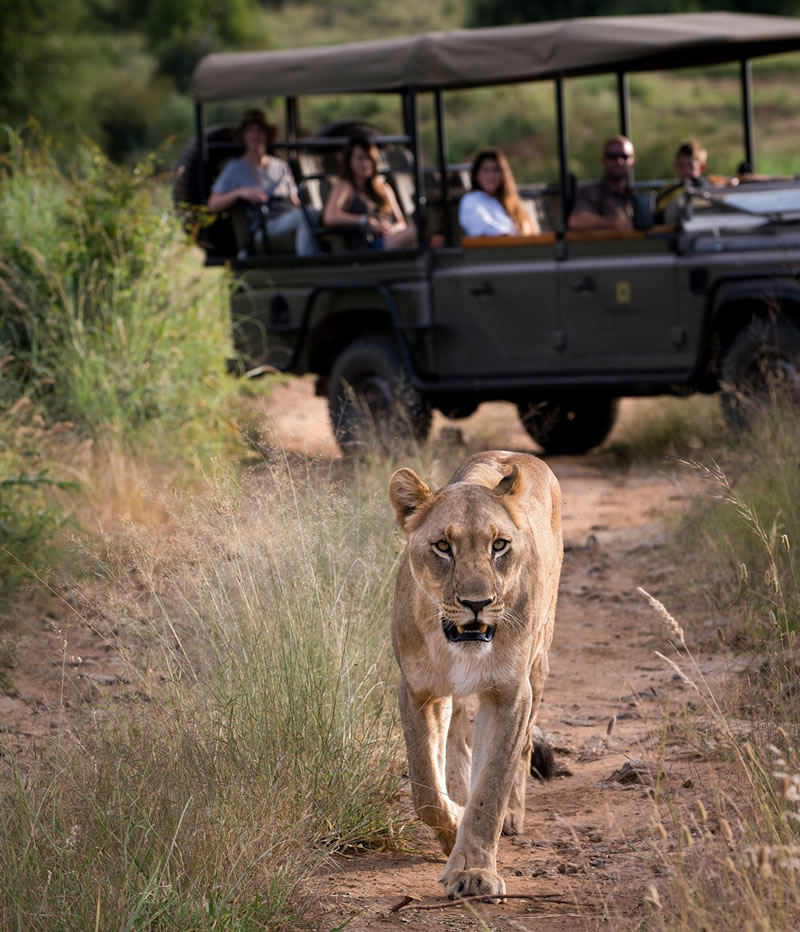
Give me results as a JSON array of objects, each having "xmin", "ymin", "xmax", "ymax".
[
  {"xmin": 637, "ymin": 587, "xmax": 685, "ymax": 644},
  {"xmin": 758, "ymin": 845, "xmax": 773, "ymax": 880},
  {"xmin": 720, "ymin": 818, "xmax": 734, "ymax": 844},
  {"xmin": 645, "ymin": 884, "xmax": 662, "ymax": 908}
]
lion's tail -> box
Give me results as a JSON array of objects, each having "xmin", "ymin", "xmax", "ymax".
[{"xmin": 530, "ymin": 726, "xmax": 556, "ymax": 781}]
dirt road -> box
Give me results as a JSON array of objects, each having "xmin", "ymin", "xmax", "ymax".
[{"xmin": 260, "ymin": 381, "xmax": 717, "ymax": 931}]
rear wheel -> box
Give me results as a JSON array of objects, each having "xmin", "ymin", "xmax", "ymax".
[
  {"xmin": 720, "ymin": 317, "xmax": 800, "ymax": 430},
  {"xmin": 328, "ymin": 336, "xmax": 432, "ymax": 455},
  {"xmin": 517, "ymin": 396, "xmax": 618, "ymax": 455}
]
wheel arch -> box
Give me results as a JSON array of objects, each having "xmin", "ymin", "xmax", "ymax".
[
  {"xmin": 710, "ymin": 277, "xmax": 800, "ymax": 361},
  {"xmin": 291, "ymin": 283, "xmax": 424, "ymax": 385},
  {"xmin": 307, "ymin": 308, "xmax": 395, "ymax": 376}
]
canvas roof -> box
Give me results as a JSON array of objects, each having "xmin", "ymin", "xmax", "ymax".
[{"xmin": 192, "ymin": 12, "xmax": 800, "ymax": 101}]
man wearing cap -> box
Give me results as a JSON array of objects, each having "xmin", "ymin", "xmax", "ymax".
[
  {"xmin": 568, "ymin": 135, "xmax": 635, "ymax": 232},
  {"xmin": 208, "ymin": 109, "xmax": 318, "ymax": 256}
]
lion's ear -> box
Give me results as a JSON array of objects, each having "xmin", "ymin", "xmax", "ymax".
[
  {"xmin": 389, "ymin": 468, "xmax": 433, "ymax": 530},
  {"xmin": 493, "ymin": 464, "xmax": 521, "ymax": 498}
]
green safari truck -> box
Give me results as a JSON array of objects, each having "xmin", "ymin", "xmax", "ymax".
[{"xmin": 179, "ymin": 12, "xmax": 800, "ymax": 454}]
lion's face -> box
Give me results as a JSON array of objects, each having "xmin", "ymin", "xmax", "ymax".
[{"xmin": 390, "ymin": 468, "xmax": 527, "ymax": 646}]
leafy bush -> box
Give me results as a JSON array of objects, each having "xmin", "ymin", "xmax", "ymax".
[
  {"xmin": 0, "ymin": 472, "xmax": 70, "ymax": 603},
  {"xmin": 0, "ymin": 134, "xmax": 234, "ymax": 459},
  {"xmin": 676, "ymin": 404, "xmax": 800, "ymax": 641}
]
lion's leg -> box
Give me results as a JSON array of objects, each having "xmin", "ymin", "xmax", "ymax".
[
  {"xmin": 398, "ymin": 679, "xmax": 463, "ymax": 855},
  {"xmin": 446, "ymin": 696, "xmax": 474, "ymax": 807},
  {"xmin": 441, "ymin": 683, "xmax": 532, "ymax": 900},
  {"xmin": 503, "ymin": 652, "xmax": 549, "ymax": 835}
]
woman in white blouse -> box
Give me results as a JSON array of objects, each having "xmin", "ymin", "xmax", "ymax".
[{"xmin": 459, "ymin": 148, "xmax": 539, "ymax": 237}]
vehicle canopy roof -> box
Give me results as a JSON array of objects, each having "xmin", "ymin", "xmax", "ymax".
[{"xmin": 192, "ymin": 12, "xmax": 800, "ymax": 102}]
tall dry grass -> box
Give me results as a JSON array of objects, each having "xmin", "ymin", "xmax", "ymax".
[
  {"xmin": 638, "ymin": 402, "xmax": 800, "ymax": 928},
  {"xmin": 0, "ymin": 453, "xmax": 415, "ymax": 930}
]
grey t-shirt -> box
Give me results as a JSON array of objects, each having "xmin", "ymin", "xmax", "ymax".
[{"xmin": 212, "ymin": 156, "xmax": 298, "ymax": 216}]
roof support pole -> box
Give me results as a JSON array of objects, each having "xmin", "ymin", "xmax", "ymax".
[
  {"xmin": 617, "ymin": 71, "xmax": 630, "ymax": 139},
  {"xmin": 740, "ymin": 59, "xmax": 755, "ymax": 173},
  {"xmin": 555, "ymin": 74, "xmax": 570, "ymax": 234},
  {"xmin": 286, "ymin": 97, "xmax": 299, "ymax": 141},
  {"xmin": 434, "ymin": 89, "xmax": 452, "ymax": 246},
  {"xmin": 195, "ymin": 102, "xmax": 207, "ymax": 197},
  {"xmin": 404, "ymin": 89, "xmax": 426, "ymax": 243},
  {"xmin": 285, "ymin": 96, "xmax": 299, "ymax": 165}
]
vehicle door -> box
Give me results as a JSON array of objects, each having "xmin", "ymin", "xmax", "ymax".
[
  {"xmin": 432, "ymin": 236, "xmax": 565, "ymax": 377},
  {"xmin": 557, "ymin": 233, "xmax": 687, "ymax": 372}
]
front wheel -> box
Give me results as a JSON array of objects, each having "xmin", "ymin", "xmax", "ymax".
[
  {"xmin": 328, "ymin": 335, "xmax": 432, "ymax": 455},
  {"xmin": 517, "ymin": 396, "xmax": 618, "ymax": 455},
  {"xmin": 720, "ymin": 317, "xmax": 800, "ymax": 431}
]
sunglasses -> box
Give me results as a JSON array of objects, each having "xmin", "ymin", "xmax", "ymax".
[{"xmin": 604, "ymin": 150, "xmax": 633, "ymax": 160}]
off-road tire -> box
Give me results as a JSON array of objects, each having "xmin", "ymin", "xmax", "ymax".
[
  {"xmin": 328, "ymin": 336, "xmax": 432, "ymax": 455},
  {"xmin": 720, "ymin": 316, "xmax": 800, "ymax": 431},
  {"xmin": 517, "ymin": 396, "xmax": 618, "ymax": 455}
]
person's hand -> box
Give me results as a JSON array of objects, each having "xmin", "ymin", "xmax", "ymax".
[
  {"xmin": 611, "ymin": 215, "xmax": 633, "ymax": 232},
  {"xmin": 239, "ymin": 186, "xmax": 268, "ymax": 204},
  {"xmin": 367, "ymin": 217, "xmax": 386, "ymax": 236}
]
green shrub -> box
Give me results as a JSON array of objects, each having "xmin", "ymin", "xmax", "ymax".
[
  {"xmin": 0, "ymin": 472, "xmax": 71, "ymax": 603},
  {"xmin": 676, "ymin": 403, "xmax": 800, "ymax": 641},
  {"xmin": 0, "ymin": 134, "xmax": 234, "ymax": 460}
]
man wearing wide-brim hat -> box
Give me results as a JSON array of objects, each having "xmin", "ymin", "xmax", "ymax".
[{"xmin": 208, "ymin": 108, "xmax": 319, "ymax": 256}]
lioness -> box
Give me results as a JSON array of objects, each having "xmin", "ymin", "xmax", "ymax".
[{"xmin": 389, "ymin": 450, "xmax": 562, "ymax": 900}]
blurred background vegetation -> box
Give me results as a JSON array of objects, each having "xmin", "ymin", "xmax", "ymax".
[{"xmin": 2, "ymin": 0, "xmax": 800, "ymax": 173}]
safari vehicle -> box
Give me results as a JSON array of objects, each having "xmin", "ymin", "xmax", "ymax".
[{"xmin": 180, "ymin": 12, "xmax": 800, "ymax": 454}]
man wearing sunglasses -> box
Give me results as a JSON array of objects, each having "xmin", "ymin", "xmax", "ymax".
[{"xmin": 568, "ymin": 135, "xmax": 635, "ymax": 232}]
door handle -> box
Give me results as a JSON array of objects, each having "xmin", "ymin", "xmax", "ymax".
[
  {"xmin": 571, "ymin": 276, "xmax": 596, "ymax": 294},
  {"xmin": 469, "ymin": 281, "xmax": 496, "ymax": 298}
]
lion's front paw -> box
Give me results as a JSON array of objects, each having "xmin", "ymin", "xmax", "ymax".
[{"xmin": 442, "ymin": 868, "xmax": 506, "ymax": 901}]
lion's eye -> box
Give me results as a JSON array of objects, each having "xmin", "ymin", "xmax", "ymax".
[
  {"xmin": 492, "ymin": 539, "xmax": 509, "ymax": 554},
  {"xmin": 434, "ymin": 539, "xmax": 451, "ymax": 553}
]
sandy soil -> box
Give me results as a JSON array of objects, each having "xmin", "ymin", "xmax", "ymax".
[{"xmin": 0, "ymin": 380, "xmax": 732, "ymax": 930}]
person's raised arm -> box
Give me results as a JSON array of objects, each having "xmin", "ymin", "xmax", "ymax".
[{"xmin": 381, "ymin": 183, "xmax": 408, "ymax": 233}]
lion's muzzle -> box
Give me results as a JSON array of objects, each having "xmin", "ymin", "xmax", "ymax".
[{"xmin": 441, "ymin": 618, "xmax": 496, "ymax": 643}]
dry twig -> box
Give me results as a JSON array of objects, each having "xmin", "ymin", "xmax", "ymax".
[{"xmin": 391, "ymin": 892, "xmax": 580, "ymax": 912}]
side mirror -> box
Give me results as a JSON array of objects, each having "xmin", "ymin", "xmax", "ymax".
[{"xmin": 632, "ymin": 192, "xmax": 655, "ymax": 231}]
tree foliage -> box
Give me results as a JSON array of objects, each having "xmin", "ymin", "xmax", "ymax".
[{"xmin": 0, "ymin": 0, "xmax": 101, "ymax": 144}]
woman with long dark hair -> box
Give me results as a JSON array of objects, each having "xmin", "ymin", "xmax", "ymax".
[
  {"xmin": 459, "ymin": 148, "xmax": 539, "ymax": 237},
  {"xmin": 323, "ymin": 135, "xmax": 416, "ymax": 249}
]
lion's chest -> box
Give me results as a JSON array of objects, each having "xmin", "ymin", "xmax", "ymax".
[
  {"xmin": 405, "ymin": 632, "xmax": 510, "ymax": 698},
  {"xmin": 446, "ymin": 648, "xmax": 493, "ymax": 696}
]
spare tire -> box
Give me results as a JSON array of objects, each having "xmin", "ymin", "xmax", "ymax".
[
  {"xmin": 172, "ymin": 124, "xmax": 240, "ymax": 257},
  {"xmin": 172, "ymin": 123, "xmax": 239, "ymax": 211}
]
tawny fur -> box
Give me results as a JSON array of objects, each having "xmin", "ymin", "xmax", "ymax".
[{"xmin": 389, "ymin": 451, "xmax": 562, "ymax": 900}]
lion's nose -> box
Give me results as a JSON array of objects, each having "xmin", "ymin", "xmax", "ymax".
[{"xmin": 458, "ymin": 597, "xmax": 494, "ymax": 615}]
